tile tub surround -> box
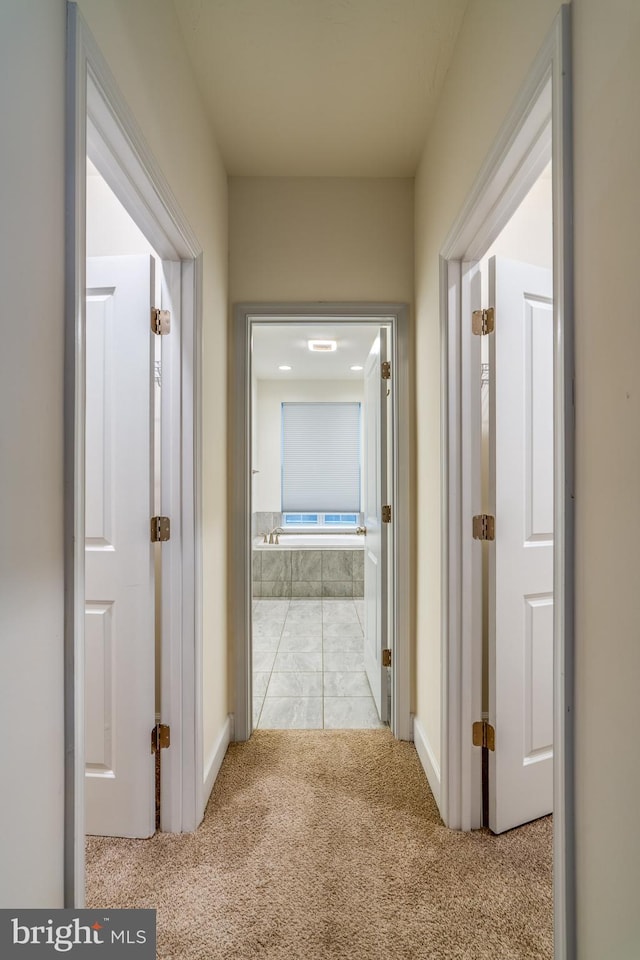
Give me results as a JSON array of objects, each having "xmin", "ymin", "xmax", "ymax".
[
  {"xmin": 252, "ymin": 511, "xmax": 283, "ymax": 541},
  {"xmin": 252, "ymin": 597, "xmax": 385, "ymax": 730},
  {"xmin": 253, "ymin": 545, "xmax": 365, "ymax": 598}
]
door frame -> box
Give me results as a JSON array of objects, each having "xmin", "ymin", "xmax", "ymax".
[
  {"xmin": 231, "ymin": 303, "xmax": 412, "ymax": 742},
  {"xmin": 438, "ymin": 6, "xmax": 574, "ymax": 957},
  {"xmin": 65, "ymin": 4, "xmax": 204, "ymax": 906}
]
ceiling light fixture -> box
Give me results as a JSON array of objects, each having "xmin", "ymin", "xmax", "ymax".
[
  {"xmin": 308, "ymin": 339, "xmax": 337, "ymax": 352},
  {"xmin": 278, "ymin": 365, "xmax": 292, "ymax": 371},
  {"xmin": 350, "ymin": 365, "xmax": 363, "ymax": 371}
]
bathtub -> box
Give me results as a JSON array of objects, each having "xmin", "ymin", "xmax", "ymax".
[
  {"xmin": 253, "ymin": 533, "xmax": 362, "ymax": 550},
  {"xmin": 252, "ymin": 533, "xmax": 364, "ymax": 597}
]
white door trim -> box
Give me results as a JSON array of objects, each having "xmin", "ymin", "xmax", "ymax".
[
  {"xmin": 231, "ymin": 303, "xmax": 412, "ymax": 743},
  {"xmin": 65, "ymin": 3, "xmax": 204, "ymax": 906},
  {"xmin": 439, "ymin": 6, "xmax": 574, "ymax": 958}
]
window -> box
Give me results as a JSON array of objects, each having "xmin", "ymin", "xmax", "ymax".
[
  {"xmin": 283, "ymin": 513, "xmax": 319, "ymax": 526},
  {"xmin": 281, "ymin": 402, "xmax": 361, "ymax": 514},
  {"xmin": 282, "ymin": 512, "xmax": 358, "ymax": 528},
  {"xmin": 324, "ymin": 513, "xmax": 358, "ymax": 525}
]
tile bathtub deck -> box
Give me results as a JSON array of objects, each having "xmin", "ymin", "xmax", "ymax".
[{"xmin": 252, "ymin": 598, "xmax": 386, "ymax": 730}]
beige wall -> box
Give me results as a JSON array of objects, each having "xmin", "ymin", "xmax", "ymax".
[
  {"xmin": 0, "ymin": 0, "xmax": 67, "ymax": 907},
  {"xmin": 573, "ymin": 1, "xmax": 640, "ymax": 954},
  {"xmin": 415, "ymin": 0, "xmax": 640, "ymax": 954},
  {"xmin": 76, "ymin": 0, "xmax": 229, "ymax": 789},
  {"xmin": 229, "ymin": 177, "xmax": 414, "ymax": 303}
]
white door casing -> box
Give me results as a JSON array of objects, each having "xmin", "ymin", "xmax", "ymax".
[
  {"xmin": 84, "ymin": 255, "xmax": 156, "ymax": 838},
  {"xmin": 488, "ymin": 256, "xmax": 554, "ymax": 834},
  {"xmin": 363, "ymin": 329, "xmax": 389, "ymax": 722}
]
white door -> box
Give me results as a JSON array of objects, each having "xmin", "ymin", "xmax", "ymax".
[
  {"xmin": 363, "ymin": 329, "xmax": 389, "ymax": 722},
  {"xmin": 488, "ymin": 256, "xmax": 554, "ymax": 834},
  {"xmin": 85, "ymin": 255, "xmax": 156, "ymax": 838}
]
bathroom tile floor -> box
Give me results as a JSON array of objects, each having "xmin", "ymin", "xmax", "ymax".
[{"xmin": 252, "ymin": 598, "xmax": 386, "ymax": 730}]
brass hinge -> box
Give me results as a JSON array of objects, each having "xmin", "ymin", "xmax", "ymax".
[
  {"xmin": 150, "ymin": 516, "xmax": 171, "ymax": 542},
  {"xmin": 472, "ymin": 307, "xmax": 495, "ymax": 336},
  {"xmin": 472, "ymin": 514, "xmax": 495, "ymax": 541},
  {"xmin": 381, "ymin": 360, "xmax": 391, "ymax": 380},
  {"xmin": 151, "ymin": 723, "xmax": 171, "ymax": 754},
  {"xmin": 382, "ymin": 504, "xmax": 392, "ymax": 523},
  {"xmin": 382, "ymin": 649, "xmax": 392, "ymax": 667},
  {"xmin": 151, "ymin": 308, "xmax": 171, "ymax": 336},
  {"xmin": 472, "ymin": 720, "xmax": 495, "ymax": 751}
]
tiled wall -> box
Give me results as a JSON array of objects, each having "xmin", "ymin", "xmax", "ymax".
[
  {"xmin": 252, "ymin": 511, "xmax": 282, "ymax": 541},
  {"xmin": 252, "ymin": 549, "xmax": 364, "ymax": 598}
]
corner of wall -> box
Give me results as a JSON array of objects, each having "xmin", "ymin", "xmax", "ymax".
[
  {"xmin": 201, "ymin": 714, "xmax": 233, "ymax": 822},
  {"xmin": 412, "ymin": 715, "xmax": 443, "ymax": 818}
]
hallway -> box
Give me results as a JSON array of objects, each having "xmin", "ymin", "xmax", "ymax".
[{"xmin": 86, "ymin": 730, "xmax": 552, "ymax": 959}]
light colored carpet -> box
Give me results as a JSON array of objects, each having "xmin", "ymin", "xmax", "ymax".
[{"xmin": 86, "ymin": 730, "xmax": 552, "ymax": 959}]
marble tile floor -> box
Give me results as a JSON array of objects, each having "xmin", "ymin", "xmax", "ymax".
[{"xmin": 252, "ymin": 598, "xmax": 386, "ymax": 730}]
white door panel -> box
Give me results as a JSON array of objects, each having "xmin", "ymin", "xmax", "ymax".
[
  {"xmin": 363, "ymin": 329, "xmax": 388, "ymax": 722},
  {"xmin": 488, "ymin": 256, "xmax": 554, "ymax": 834},
  {"xmin": 85, "ymin": 255, "xmax": 156, "ymax": 838}
]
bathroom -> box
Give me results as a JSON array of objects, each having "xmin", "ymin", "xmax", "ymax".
[{"xmin": 250, "ymin": 322, "xmax": 387, "ymax": 730}]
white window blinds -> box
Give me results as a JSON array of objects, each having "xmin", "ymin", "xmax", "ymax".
[{"xmin": 281, "ymin": 402, "xmax": 361, "ymax": 512}]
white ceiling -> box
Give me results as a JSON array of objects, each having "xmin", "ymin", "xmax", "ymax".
[
  {"xmin": 172, "ymin": 0, "xmax": 468, "ymax": 177},
  {"xmin": 252, "ymin": 323, "xmax": 383, "ymax": 379}
]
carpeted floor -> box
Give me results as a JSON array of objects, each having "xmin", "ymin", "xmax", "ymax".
[{"xmin": 86, "ymin": 730, "xmax": 552, "ymax": 959}]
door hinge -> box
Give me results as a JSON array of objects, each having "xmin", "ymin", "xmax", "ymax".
[
  {"xmin": 151, "ymin": 308, "xmax": 171, "ymax": 336},
  {"xmin": 382, "ymin": 649, "xmax": 392, "ymax": 668},
  {"xmin": 472, "ymin": 514, "xmax": 495, "ymax": 541},
  {"xmin": 472, "ymin": 720, "xmax": 495, "ymax": 751},
  {"xmin": 151, "ymin": 723, "xmax": 171, "ymax": 754},
  {"xmin": 472, "ymin": 307, "xmax": 495, "ymax": 336},
  {"xmin": 381, "ymin": 360, "xmax": 391, "ymax": 380},
  {"xmin": 150, "ymin": 516, "xmax": 171, "ymax": 542},
  {"xmin": 382, "ymin": 504, "xmax": 392, "ymax": 523}
]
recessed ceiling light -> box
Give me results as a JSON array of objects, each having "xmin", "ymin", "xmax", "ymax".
[
  {"xmin": 350, "ymin": 365, "xmax": 363, "ymax": 371},
  {"xmin": 278, "ymin": 365, "xmax": 292, "ymax": 371},
  {"xmin": 308, "ymin": 339, "xmax": 337, "ymax": 352}
]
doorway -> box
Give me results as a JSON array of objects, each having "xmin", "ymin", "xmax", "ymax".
[
  {"xmin": 83, "ymin": 160, "xmax": 174, "ymax": 840},
  {"xmin": 66, "ymin": 7, "xmax": 204, "ymax": 906},
  {"xmin": 477, "ymin": 164, "xmax": 554, "ymax": 833},
  {"xmin": 231, "ymin": 304, "xmax": 412, "ymax": 743},
  {"xmin": 250, "ymin": 321, "xmax": 389, "ymax": 730}
]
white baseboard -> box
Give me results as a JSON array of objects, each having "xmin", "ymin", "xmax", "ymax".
[
  {"xmin": 413, "ymin": 716, "xmax": 442, "ymax": 816},
  {"xmin": 201, "ymin": 714, "xmax": 232, "ymax": 819}
]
